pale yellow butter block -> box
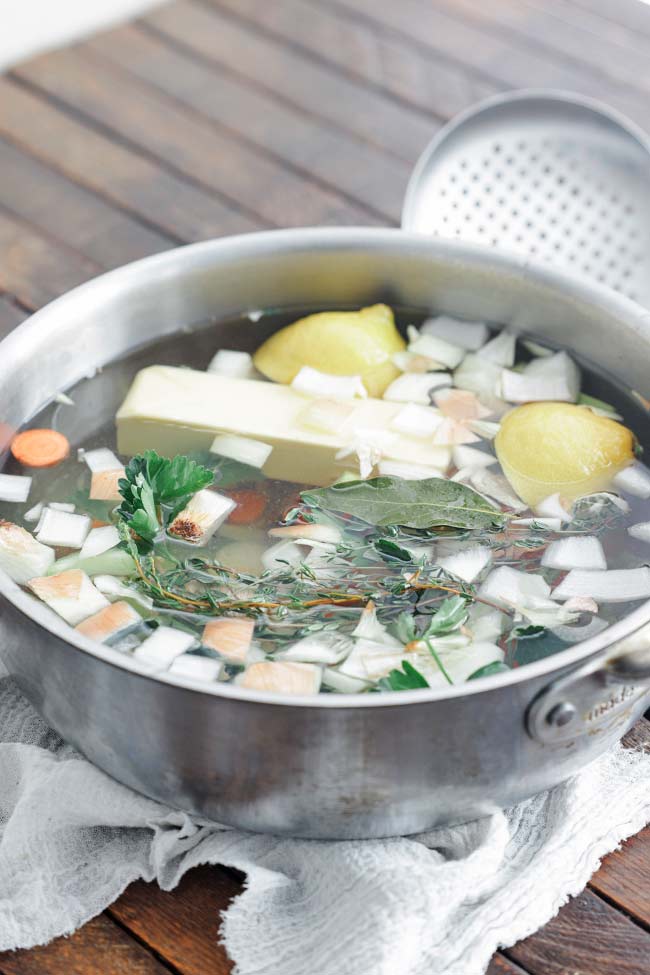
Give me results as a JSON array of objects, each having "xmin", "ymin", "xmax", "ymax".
[{"xmin": 116, "ymin": 366, "xmax": 449, "ymax": 486}]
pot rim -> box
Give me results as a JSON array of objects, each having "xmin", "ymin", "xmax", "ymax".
[{"xmin": 2, "ymin": 225, "xmax": 650, "ymax": 709}]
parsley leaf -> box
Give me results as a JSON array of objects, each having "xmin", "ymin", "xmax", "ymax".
[
  {"xmin": 380, "ymin": 659, "xmax": 429, "ymax": 691},
  {"xmin": 423, "ymin": 595, "xmax": 469, "ymax": 638},
  {"xmin": 118, "ymin": 450, "xmax": 214, "ymax": 543}
]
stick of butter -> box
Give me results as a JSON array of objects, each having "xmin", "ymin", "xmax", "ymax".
[{"xmin": 116, "ymin": 366, "xmax": 449, "ymax": 486}]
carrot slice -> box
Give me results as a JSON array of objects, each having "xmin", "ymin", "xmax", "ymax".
[
  {"xmin": 227, "ymin": 488, "xmax": 267, "ymax": 525},
  {"xmin": 11, "ymin": 428, "xmax": 70, "ymax": 468}
]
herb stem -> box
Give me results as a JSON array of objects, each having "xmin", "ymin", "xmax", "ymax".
[{"xmin": 424, "ymin": 637, "xmax": 453, "ymax": 685}]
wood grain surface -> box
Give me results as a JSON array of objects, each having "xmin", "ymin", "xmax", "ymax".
[{"xmin": 0, "ymin": 0, "xmax": 649, "ymax": 972}]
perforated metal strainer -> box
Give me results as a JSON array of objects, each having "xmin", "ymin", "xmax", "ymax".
[{"xmin": 402, "ymin": 90, "xmax": 650, "ymax": 307}]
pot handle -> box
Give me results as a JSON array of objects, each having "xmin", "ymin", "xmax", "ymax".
[{"xmin": 526, "ymin": 622, "xmax": 650, "ymax": 745}]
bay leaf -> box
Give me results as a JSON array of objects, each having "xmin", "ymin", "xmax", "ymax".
[{"xmin": 303, "ymin": 476, "xmax": 506, "ymax": 531}]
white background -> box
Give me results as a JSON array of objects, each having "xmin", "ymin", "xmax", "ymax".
[{"xmin": 0, "ymin": 0, "xmax": 167, "ymax": 71}]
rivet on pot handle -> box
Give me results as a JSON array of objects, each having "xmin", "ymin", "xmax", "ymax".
[{"xmin": 526, "ymin": 623, "xmax": 650, "ymax": 745}]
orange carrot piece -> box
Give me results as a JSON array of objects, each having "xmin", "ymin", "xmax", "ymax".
[
  {"xmin": 227, "ymin": 488, "xmax": 267, "ymax": 525},
  {"xmin": 11, "ymin": 428, "xmax": 70, "ymax": 468}
]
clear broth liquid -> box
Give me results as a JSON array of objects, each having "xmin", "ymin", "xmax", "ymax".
[{"xmin": 2, "ymin": 307, "xmax": 650, "ymax": 681}]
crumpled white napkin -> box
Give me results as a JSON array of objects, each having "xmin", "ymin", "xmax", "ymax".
[{"xmin": 1, "ymin": 672, "xmax": 650, "ymax": 975}]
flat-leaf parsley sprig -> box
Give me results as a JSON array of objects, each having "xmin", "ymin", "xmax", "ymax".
[{"xmin": 117, "ymin": 450, "xmax": 214, "ymax": 543}]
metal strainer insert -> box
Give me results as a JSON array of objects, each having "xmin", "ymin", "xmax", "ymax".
[{"xmin": 402, "ymin": 90, "xmax": 650, "ymax": 307}]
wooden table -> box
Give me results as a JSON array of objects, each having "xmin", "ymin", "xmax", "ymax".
[{"xmin": 1, "ymin": 0, "xmax": 650, "ymax": 970}]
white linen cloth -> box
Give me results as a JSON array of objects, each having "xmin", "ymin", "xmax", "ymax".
[{"xmin": 1, "ymin": 670, "xmax": 650, "ymax": 975}]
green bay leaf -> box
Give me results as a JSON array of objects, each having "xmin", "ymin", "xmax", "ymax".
[{"xmin": 303, "ymin": 476, "xmax": 506, "ymax": 531}]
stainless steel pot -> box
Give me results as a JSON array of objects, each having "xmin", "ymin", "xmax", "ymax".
[{"xmin": 2, "ymin": 227, "xmax": 650, "ymax": 839}]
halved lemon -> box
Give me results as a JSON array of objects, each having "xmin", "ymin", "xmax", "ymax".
[
  {"xmin": 253, "ymin": 304, "xmax": 405, "ymax": 398},
  {"xmin": 495, "ymin": 402, "xmax": 634, "ymax": 507}
]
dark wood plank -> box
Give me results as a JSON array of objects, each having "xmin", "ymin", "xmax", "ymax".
[
  {"xmin": 86, "ymin": 20, "xmax": 409, "ymax": 223},
  {"xmin": 207, "ymin": 0, "xmax": 500, "ymax": 120},
  {"xmin": 565, "ymin": 0, "xmax": 650, "ymax": 41},
  {"xmin": 320, "ymin": 0, "xmax": 595, "ymax": 91},
  {"xmin": 321, "ymin": 0, "xmax": 650, "ymax": 130},
  {"xmin": 540, "ymin": 0, "xmax": 650, "ymax": 52},
  {"xmin": 427, "ymin": 0, "xmax": 650, "ymax": 102},
  {"xmin": 144, "ymin": 0, "xmax": 432, "ymax": 162},
  {"xmin": 0, "ymin": 77, "xmax": 259, "ymax": 243},
  {"xmin": 0, "ymin": 136, "xmax": 173, "ymax": 269},
  {"xmin": 0, "ymin": 296, "xmax": 27, "ymax": 339},
  {"xmin": 14, "ymin": 47, "xmax": 387, "ymax": 226},
  {"xmin": 487, "ymin": 956, "xmax": 532, "ymax": 975},
  {"xmin": 0, "ymin": 913, "xmax": 174, "ymax": 975},
  {"xmin": 506, "ymin": 888, "xmax": 650, "ymax": 975},
  {"xmin": 0, "ymin": 209, "xmax": 98, "ymax": 310},
  {"xmin": 108, "ymin": 865, "xmax": 240, "ymax": 975},
  {"xmin": 591, "ymin": 826, "xmax": 650, "ymax": 930}
]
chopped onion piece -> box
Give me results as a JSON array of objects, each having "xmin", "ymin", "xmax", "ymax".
[
  {"xmin": 523, "ymin": 339, "xmax": 553, "ymax": 358},
  {"xmin": 352, "ymin": 600, "xmax": 402, "ymax": 648},
  {"xmin": 76, "ymin": 600, "xmax": 142, "ymax": 644},
  {"xmin": 535, "ymin": 493, "xmax": 572, "ymax": 523},
  {"xmin": 628, "ymin": 522, "xmax": 650, "ymax": 544},
  {"xmin": 0, "ymin": 520, "xmax": 55, "ymax": 583},
  {"xmin": 502, "ymin": 351, "xmax": 580, "ymax": 403},
  {"xmin": 376, "ymin": 459, "xmax": 449, "ymax": 480},
  {"xmin": 440, "ymin": 641, "xmax": 505, "ymax": 684},
  {"xmin": 36, "ymin": 509, "xmax": 91, "ymax": 549},
  {"xmin": 50, "ymin": 502, "xmax": 76, "ymax": 513},
  {"xmin": 94, "ymin": 574, "xmax": 154, "ymax": 610},
  {"xmin": 210, "ymin": 432, "xmax": 272, "ymax": 469},
  {"xmin": 203, "ymin": 617, "xmax": 254, "ymax": 663},
  {"xmin": 82, "ymin": 448, "xmax": 122, "ymax": 473},
  {"xmin": 28, "ymin": 569, "xmax": 109, "ymax": 625},
  {"xmin": 467, "ymin": 419, "xmax": 500, "ymax": 439},
  {"xmin": 407, "ymin": 329, "xmax": 465, "ymax": 369},
  {"xmin": 553, "ymin": 568, "xmax": 650, "ymax": 603},
  {"xmin": 390, "ymin": 402, "xmax": 443, "ymax": 438},
  {"xmin": 168, "ymin": 654, "xmax": 222, "ymax": 681},
  {"xmin": 383, "ymin": 371, "xmax": 452, "ymax": 404},
  {"xmin": 421, "ymin": 315, "xmax": 489, "ymax": 350},
  {"xmin": 134, "ymin": 626, "xmax": 197, "ymax": 669},
  {"xmin": 479, "ymin": 566, "xmax": 550, "ymax": 609},
  {"xmin": 469, "ymin": 469, "xmax": 526, "ymax": 511},
  {"xmin": 551, "ymin": 617, "xmax": 609, "ymax": 643},
  {"xmin": 79, "ymin": 525, "xmax": 120, "ymax": 560},
  {"xmin": 339, "ymin": 639, "xmax": 403, "ymax": 681},
  {"xmin": 433, "ymin": 388, "xmax": 491, "ymax": 421},
  {"xmin": 336, "ymin": 427, "xmax": 397, "ymax": 479},
  {"xmin": 24, "ymin": 502, "xmax": 43, "ymax": 523},
  {"xmin": 467, "ymin": 604, "xmax": 504, "ymax": 643},
  {"xmin": 392, "ymin": 351, "xmax": 442, "ymax": 373},
  {"xmin": 54, "ymin": 391, "xmax": 75, "ymax": 405},
  {"xmin": 261, "ymin": 539, "xmax": 306, "ymax": 572},
  {"xmin": 238, "ymin": 660, "xmax": 322, "ymax": 695},
  {"xmin": 322, "ymin": 667, "xmax": 371, "ymax": 693},
  {"xmin": 564, "ymin": 596, "xmax": 599, "ymax": 614},
  {"xmin": 278, "ymin": 632, "xmax": 353, "ymax": 665},
  {"xmin": 298, "ymin": 398, "xmax": 354, "ymax": 433},
  {"xmin": 433, "ymin": 418, "xmax": 480, "ymax": 446},
  {"xmin": 0, "ymin": 473, "xmax": 31, "ymax": 503},
  {"xmin": 613, "ymin": 463, "xmax": 650, "ymax": 499},
  {"xmin": 453, "ymin": 353, "xmax": 503, "ymax": 398},
  {"xmin": 452, "ymin": 444, "xmax": 497, "ymax": 470},
  {"xmin": 541, "ymin": 536, "xmax": 606, "ymax": 571},
  {"xmin": 437, "ymin": 545, "xmax": 492, "ymax": 583},
  {"xmin": 207, "ymin": 349, "xmax": 257, "ymax": 379},
  {"xmin": 478, "ymin": 330, "xmax": 516, "ymax": 367},
  {"xmin": 269, "ymin": 522, "xmax": 342, "ymax": 545},
  {"xmin": 292, "ymin": 366, "xmax": 366, "ymax": 400},
  {"xmin": 168, "ymin": 489, "xmax": 235, "ymax": 544}
]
